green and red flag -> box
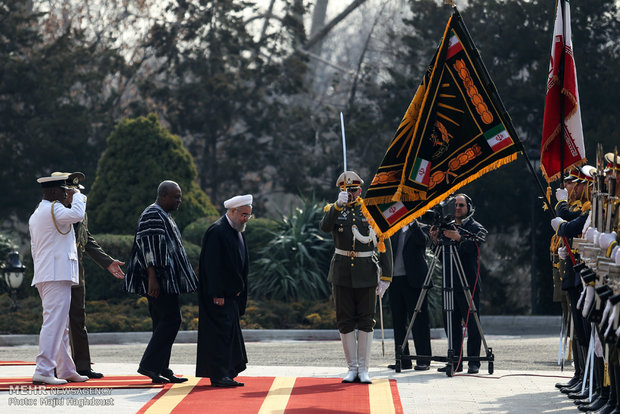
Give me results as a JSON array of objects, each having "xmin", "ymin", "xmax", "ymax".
[{"xmin": 362, "ymin": 8, "xmax": 522, "ymax": 248}]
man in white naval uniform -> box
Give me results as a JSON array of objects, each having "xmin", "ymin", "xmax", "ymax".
[{"xmin": 29, "ymin": 174, "xmax": 89, "ymax": 385}]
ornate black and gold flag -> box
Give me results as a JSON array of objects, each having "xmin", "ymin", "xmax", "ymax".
[{"xmin": 362, "ymin": 8, "xmax": 522, "ymax": 246}]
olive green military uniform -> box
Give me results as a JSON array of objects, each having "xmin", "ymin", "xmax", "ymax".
[
  {"xmin": 320, "ymin": 199, "xmax": 392, "ymax": 333},
  {"xmin": 70, "ymin": 213, "xmax": 114, "ymax": 371}
]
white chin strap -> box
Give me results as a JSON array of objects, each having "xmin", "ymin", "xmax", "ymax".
[{"xmin": 352, "ymin": 225, "xmax": 377, "ymax": 247}]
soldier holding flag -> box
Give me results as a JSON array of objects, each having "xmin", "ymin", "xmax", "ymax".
[{"xmin": 320, "ymin": 171, "xmax": 392, "ymax": 384}]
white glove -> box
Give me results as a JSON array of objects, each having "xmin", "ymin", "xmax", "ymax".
[
  {"xmin": 551, "ymin": 217, "xmax": 565, "ymax": 232},
  {"xmin": 376, "ymin": 280, "xmax": 390, "ymax": 298},
  {"xmin": 599, "ymin": 232, "xmax": 617, "ymax": 251},
  {"xmin": 585, "ymin": 227, "xmax": 595, "ymax": 243},
  {"xmin": 604, "ymin": 303, "xmax": 616, "ymax": 338},
  {"xmin": 577, "ymin": 286, "xmax": 587, "ymax": 310},
  {"xmin": 558, "ymin": 246, "xmax": 568, "ymax": 260},
  {"xmin": 337, "ymin": 191, "xmax": 349, "ymax": 207},
  {"xmin": 593, "ymin": 230, "xmax": 601, "ymax": 246},
  {"xmin": 555, "ymin": 187, "xmax": 568, "ymax": 202}
]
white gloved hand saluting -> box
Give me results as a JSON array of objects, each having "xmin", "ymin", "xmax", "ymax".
[
  {"xmin": 558, "ymin": 246, "xmax": 568, "ymax": 260},
  {"xmin": 555, "ymin": 187, "xmax": 568, "ymax": 202},
  {"xmin": 337, "ymin": 191, "xmax": 349, "ymax": 207},
  {"xmin": 551, "ymin": 217, "xmax": 565, "ymax": 232},
  {"xmin": 376, "ymin": 280, "xmax": 390, "ymax": 298}
]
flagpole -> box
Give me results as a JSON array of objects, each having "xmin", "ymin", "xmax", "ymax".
[{"xmin": 559, "ymin": 0, "xmax": 566, "ymax": 189}]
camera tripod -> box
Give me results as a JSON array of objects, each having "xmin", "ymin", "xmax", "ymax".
[{"xmin": 394, "ymin": 235, "xmax": 494, "ymax": 377}]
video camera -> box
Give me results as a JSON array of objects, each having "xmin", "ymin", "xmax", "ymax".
[{"xmin": 420, "ymin": 196, "xmax": 458, "ymax": 229}]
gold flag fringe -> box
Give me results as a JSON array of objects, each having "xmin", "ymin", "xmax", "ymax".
[
  {"xmin": 361, "ymin": 152, "xmax": 518, "ymax": 242},
  {"xmin": 540, "ymin": 157, "xmax": 586, "ymax": 183}
]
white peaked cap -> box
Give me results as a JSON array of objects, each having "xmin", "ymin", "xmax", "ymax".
[{"xmin": 223, "ymin": 194, "xmax": 253, "ymax": 209}]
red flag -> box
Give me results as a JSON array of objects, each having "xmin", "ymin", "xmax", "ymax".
[{"xmin": 541, "ymin": 0, "xmax": 586, "ymax": 182}]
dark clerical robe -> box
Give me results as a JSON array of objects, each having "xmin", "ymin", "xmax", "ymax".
[{"xmin": 196, "ymin": 216, "xmax": 248, "ymax": 379}]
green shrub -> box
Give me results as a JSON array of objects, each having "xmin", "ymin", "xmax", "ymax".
[
  {"xmin": 182, "ymin": 215, "xmax": 220, "ymax": 245},
  {"xmin": 88, "ymin": 113, "xmax": 218, "ymax": 235},
  {"xmin": 240, "ymin": 299, "xmax": 337, "ymax": 329},
  {"xmin": 244, "ymin": 217, "xmax": 280, "ymax": 265},
  {"xmin": 248, "ymin": 198, "xmax": 332, "ymax": 301}
]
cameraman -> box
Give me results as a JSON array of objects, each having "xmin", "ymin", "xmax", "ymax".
[{"xmin": 430, "ymin": 194, "xmax": 487, "ymax": 374}]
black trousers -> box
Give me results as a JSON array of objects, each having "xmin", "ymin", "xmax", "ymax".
[
  {"xmin": 444, "ymin": 286, "xmax": 481, "ymax": 369},
  {"xmin": 388, "ymin": 277, "xmax": 431, "ymax": 366},
  {"xmin": 140, "ymin": 293, "xmax": 181, "ymax": 374}
]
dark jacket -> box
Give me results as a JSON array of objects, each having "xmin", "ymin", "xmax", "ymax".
[
  {"xmin": 391, "ymin": 221, "xmax": 429, "ymax": 289},
  {"xmin": 320, "ymin": 201, "xmax": 392, "ymax": 288}
]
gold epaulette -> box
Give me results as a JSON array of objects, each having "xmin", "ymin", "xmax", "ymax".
[{"xmin": 323, "ymin": 203, "xmax": 336, "ymax": 212}]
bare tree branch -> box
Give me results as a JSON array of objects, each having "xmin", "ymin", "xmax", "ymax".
[{"xmin": 303, "ymin": 0, "xmax": 368, "ymax": 51}]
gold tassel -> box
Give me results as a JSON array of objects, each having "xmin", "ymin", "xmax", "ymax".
[
  {"xmin": 543, "ymin": 185, "xmax": 551, "ymax": 211},
  {"xmin": 378, "ymin": 238, "xmax": 386, "ymax": 253},
  {"xmin": 567, "ymin": 338, "xmax": 572, "ymax": 360}
]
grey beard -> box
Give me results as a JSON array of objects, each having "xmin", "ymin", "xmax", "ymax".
[{"xmin": 232, "ymin": 222, "xmax": 246, "ymax": 232}]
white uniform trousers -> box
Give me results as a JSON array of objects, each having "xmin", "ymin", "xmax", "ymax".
[{"xmin": 34, "ymin": 281, "xmax": 78, "ymax": 378}]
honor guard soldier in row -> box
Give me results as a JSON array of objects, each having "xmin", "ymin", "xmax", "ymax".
[
  {"xmin": 320, "ymin": 171, "xmax": 393, "ymax": 384},
  {"xmin": 552, "ymin": 165, "xmax": 593, "ymax": 400},
  {"xmin": 550, "ymin": 168, "xmax": 582, "ymax": 367}
]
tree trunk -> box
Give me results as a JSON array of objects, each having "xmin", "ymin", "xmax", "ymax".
[{"xmin": 303, "ymin": 0, "xmax": 368, "ymax": 51}]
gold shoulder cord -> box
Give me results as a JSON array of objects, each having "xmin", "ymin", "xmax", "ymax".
[{"xmin": 51, "ymin": 201, "xmax": 72, "ymax": 235}]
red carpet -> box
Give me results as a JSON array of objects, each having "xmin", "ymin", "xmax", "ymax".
[
  {"xmin": 138, "ymin": 376, "xmax": 403, "ymax": 414},
  {"xmin": 0, "ymin": 361, "xmax": 35, "ymax": 366},
  {"xmin": 0, "ymin": 375, "xmax": 170, "ymax": 391}
]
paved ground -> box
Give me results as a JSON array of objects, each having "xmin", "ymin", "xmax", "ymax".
[{"xmin": 0, "ymin": 331, "xmax": 581, "ymax": 413}]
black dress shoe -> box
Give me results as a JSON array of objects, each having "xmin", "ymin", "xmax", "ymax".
[
  {"xmin": 77, "ymin": 369, "xmax": 104, "ymax": 379},
  {"xmin": 467, "ymin": 366, "xmax": 479, "ymax": 374},
  {"xmin": 138, "ymin": 367, "xmax": 170, "ymax": 384},
  {"xmin": 160, "ymin": 369, "xmax": 188, "ymax": 383},
  {"xmin": 161, "ymin": 373, "xmax": 188, "ymax": 383},
  {"xmin": 414, "ymin": 364, "xmax": 430, "ymax": 371},
  {"xmin": 437, "ymin": 364, "xmax": 463, "ymax": 373},
  {"xmin": 561, "ymin": 381, "xmax": 583, "ymax": 393},
  {"xmin": 579, "ymin": 396, "xmax": 608, "ymax": 412},
  {"xmin": 556, "ymin": 376, "xmax": 580, "ymax": 389},
  {"xmin": 211, "ymin": 377, "xmax": 244, "ymax": 387},
  {"xmin": 575, "ymin": 391, "xmax": 600, "ymax": 405},
  {"xmin": 568, "ymin": 390, "xmax": 591, "ymax": 400}
]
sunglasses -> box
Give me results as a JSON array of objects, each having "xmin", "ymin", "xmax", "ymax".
[{"xmin": 346, "ymin": 187, "xmax": 361, "ymax": 192}]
